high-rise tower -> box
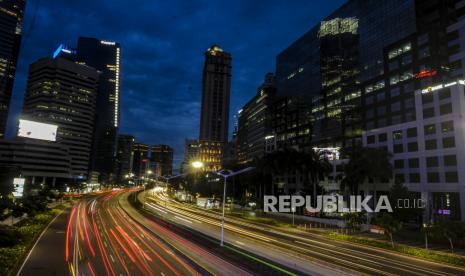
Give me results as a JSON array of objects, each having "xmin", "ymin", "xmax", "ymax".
[
  {"xmin": 21, "ymin": 57, "xmax": 99, "ymax": 179},
  {"xmin": 199, "ymin": 45, "xmax": 232, "ymax": 171},
  {"xmin": 0, "ymin": 0, "xmax": 26, "ymax": 138},
  {"xmin": 76, "ymin": 37, "xmax": 121, "ymax": 183}
]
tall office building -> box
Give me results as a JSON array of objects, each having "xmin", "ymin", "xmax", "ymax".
[
  {"xmin": 237, "ymin": 73, "xmax": 277, "ymax": 163},
  {"xmin": 76, "ymin": 37, "xmax": 121, "ymax": 183},
  {"xmin": 0, "ymin": 0, "xmax": 25, "ymax": 138},
  {"xmin": 199, "ymin": 45, "xmax": 232, "ymax": 171},
  {"xmin": 21, "ymin": 57, "xmax": 99, "ymax": 179},
  {"xmin": 150, "ymin": 144, "xmax": 173, "ymax": 177},
  {"xmin": 132, "ymin": 142, "xmax": 148, "ymax": 179},
  {"xmin": 181, "ymin": 139, "xmax": 200, "ymax": 173},
  {"xmin": 266, "ymin": 0, "xmax": 465, "ymax": 219},
  {"xmin": 116, "ymin": 134, "xmax": 134, "ymax": 181}
]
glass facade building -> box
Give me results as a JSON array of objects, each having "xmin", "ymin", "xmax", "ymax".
[
  {"xmin": 0, "ymin": 0, "xmax": 25, "ymax": 138},
  {"xmin": 77, "ymin": 37, "xmax": 121, "ymax": 184}
]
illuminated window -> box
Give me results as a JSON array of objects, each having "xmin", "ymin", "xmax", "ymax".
[
  {"xmin": 424, "ymin": 124, "xmax": 436, "ymax": 135},
  {"xmin": 388, "ymin": 42, "xmax": 411, "ymax": 59},
  {"xmin": 441, "ymin": 121, "xmax": 454, "ymax": 133}
]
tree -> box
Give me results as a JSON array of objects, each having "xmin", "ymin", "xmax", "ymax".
[
  {"xmin": 376, "ymin": 213, "xmax": 402, "ymax": 248},
  {"xmin": 344, "ymin": 212, "xmax": 365, "ymax": 232},
  {"xmin": 304, "ymin": 149, "xmax": 331, "ymax": 201},
  {"xmin": 430, "ymin": 218, "xmax": 465, "ymax": 252},
  {"xmin": 342, "ymin": 146, "xmax": 393, "ymax": 197},
  {"xmin": 0, "ymin": 166, "xmax": 19, "ymax": 217},
  {"xmin": 389, "ymin": 182, "xmax": 422, "ymax": 223}
]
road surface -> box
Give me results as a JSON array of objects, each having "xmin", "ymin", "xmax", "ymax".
[
  {"xmin": 144, "ymin": 189, "xmax": 465, "ymax": 276},
  {"xmin": 18, "ymin": 190, "xmax": 255, "ymax": 276}
]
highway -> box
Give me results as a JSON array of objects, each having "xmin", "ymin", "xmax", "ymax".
[
  {"xmin": 144, "ymin": 189, "xmax": 465, "ymax": 276},
  {"xmin": 18, "ymin": 189, "xmax": 256, "ymax": 276}
]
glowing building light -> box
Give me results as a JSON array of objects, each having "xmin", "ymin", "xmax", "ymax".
[
  {"xmin": 100, "ymin": 40, "xmax": 116, "ymax": 45},
  {"xmin": 319, "ymin": 17, "xmax": 358, "ymax": 38},
  {"xmin": 52, "ymin": 44, "xmax": 64, "ymax": 59},
  {"xmin": 114, "ymin": 47, "xmax": 120, "ymax": 127}
]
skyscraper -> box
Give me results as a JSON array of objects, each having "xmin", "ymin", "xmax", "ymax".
[
  {"xmin": 199, "ymin": 45, "xmax": 232, "ymax": 171},
  {"xmin": 150, "ymin": 144, "xmax": 173, "ymax": 176},
  {"xmin": 0, "ymin": 0, "xmax": 25, "ymax": 138},
  {"xmin": 237, "ymin": 73, "xmax": 277, "ymax": 163},
  {"xmin": 132, "ymin": 143, "xmax": 148, "ymax": 179},
  {"xmin": 116, "ymin": 134, "xmax": 134, "ymax": 181},
  {"xmin": 76, "ymin": 37, "xmax": 121, "ymax": 184},
  {"xmin": 21, "ymin": 57, "xmax": 99, "ymax": 179},
  {"xmin": 181, "ymin": 139, "xmax": 200, "ymax": 173}
]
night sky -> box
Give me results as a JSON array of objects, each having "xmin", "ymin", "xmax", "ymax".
[{"xmin": 7, "ymin": 0, "xmax": 345, "ymax": 167}]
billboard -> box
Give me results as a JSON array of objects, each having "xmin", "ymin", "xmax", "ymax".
[
  {"xmin": 18, "ymin": 119, "xmax": 58, "ymax": 142},
  {"xmin": 13, "ymin": 178, "xmax": 25, "ymax": 198}
]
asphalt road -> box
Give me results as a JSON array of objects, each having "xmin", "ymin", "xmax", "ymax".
[
  {"xmin": 18, "ymin": 190, "xmax": 252, "ymax": 276},
  {"xmin": 144, "ymin": 190, "xmax": 465, "ymax": 276},
  {"xmin": 17, "ymin": 208, "xmax": 70, "ymax": 276}
]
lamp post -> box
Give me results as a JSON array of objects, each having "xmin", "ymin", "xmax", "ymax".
[
  {"xmin": 189, "ymin": 161, "xmax": 204, "ymax": 202},
  {"xmin": 291, "ymin": 207, "xmax": 295, "ymax": 226},
  {"xmin": 143, "ymin": 169, "xmax": 153, "ymax": 208},
  {"xmin": 423, "ymin": 223, "xmax": 430, "ymax": 249},
  {"xmin": 215, "ymin": 167, "xmax": 255, "ymax": 246}
]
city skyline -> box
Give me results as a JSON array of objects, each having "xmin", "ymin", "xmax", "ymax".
[
  {"xmin": 3, "ymin": 1, "xmax": 465, "ymax": 275},
  {"xmin": 5, "ymin": 0, "xmax": 345, "ymax": 166}
]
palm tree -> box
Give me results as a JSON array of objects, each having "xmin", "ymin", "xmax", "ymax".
[
  {"xmin": 307, "ymin": 149, "xmax": 331, "ymax": 200},
  {"xmin": 341, "ymin": 146, "xmax": 393, "ymax": 197}
]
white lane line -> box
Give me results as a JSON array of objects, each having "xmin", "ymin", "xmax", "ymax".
[
  {"xmin": 146, "ymin": 203, "xmax": 167, "ymax": 214},
  {"xmin": 174, "ymin": 216, "xmax": 193, "ymax": 224}
]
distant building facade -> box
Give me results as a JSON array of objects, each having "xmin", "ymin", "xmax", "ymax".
[
  {"xmin": 132, "ymin": 143, "xmax": 148, "ymax": 179},
  {"xmin": 181, "ymin": 139, "xmax": 200, "ymax": 173},
  {"xmin": 116, "ymin": 134, "xmax": 134, "ymax": 181},
  {"xmin": 236, "ymin": 73, "xmax": 277, "ymax": 163},
  {"xmin": 150, "ymin": 144, "xmax": 173, "ymax": 177}
]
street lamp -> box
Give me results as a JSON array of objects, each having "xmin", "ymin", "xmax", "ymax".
[
  {"xmin": 188, "ymin": 161, "xmax": 204, "ymax": 202},
  {"xmin": 291, "ymin": 207, "xmax": 295, "ymax": 226},
  {"xmin": 215, "ymin": 167, "xmax": 255, "ymax": 246},
  {"xmin": 423, "ymin": 223, "xmax": 431, "ymax": 249},
  {"xmin": 191, "ymin": 161, "xmax": 204, "ymax": 169}
]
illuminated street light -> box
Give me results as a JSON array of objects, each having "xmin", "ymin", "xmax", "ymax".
[
  {"xmin": 215, "ymin": 167, "xmax": 255, "ymax": 246},
  {"xmin": 191, "ymin": 161, "xmax": 204, "ymax": 169}
]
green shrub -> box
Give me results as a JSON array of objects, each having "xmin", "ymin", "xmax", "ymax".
[
  {"xmin": 0, "ymin": 226, "xmax": 21, "ymax": 247},
  {"xmin": 0, "ymin": 246, "xmax": 25, "ymax": 275},
  {"xmin": 33, "ymin": 213, "xmax": 52, "ymax": 224}
]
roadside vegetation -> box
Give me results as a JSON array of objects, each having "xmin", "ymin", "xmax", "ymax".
[
  {"xmin": 326, "ymin": 232, "xmax": 465, "ymax": 267},
  {"xmin": 0, "ymin": 195, "xmax": 70, "ymax": 275}
]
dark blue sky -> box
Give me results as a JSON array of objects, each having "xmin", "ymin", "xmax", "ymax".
[{"xmin": 7, "ymin": 0, "xmax": 345, "ymax": 167}]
